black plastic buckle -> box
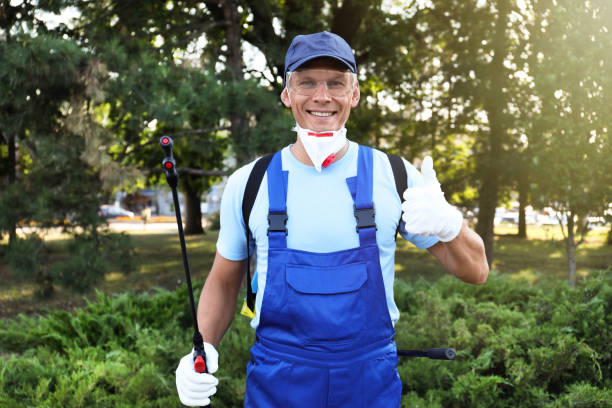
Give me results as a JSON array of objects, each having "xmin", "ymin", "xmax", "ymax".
[
  {"xmin": 354, "ymin": 205, "xmax": 376, "ymax": 232},
  {"xmin": 267, "ymin": 212, "xmax": 288, "ymax": 235}
]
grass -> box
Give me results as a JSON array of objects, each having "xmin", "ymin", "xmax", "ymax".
[
  {"xmin": 493, "ymin": 224, "xmax": 611, "ymax": 283},
  {"xmin": 393, "ymin": 223, "xmax": 610, "ymax": 285},
  {"xmin": 0, "ymin": 228, "xmax": 217, "ymax": 318},
  {"xmin": 1, "ymin": 223, "xmax": 611, "ymax": 318}
]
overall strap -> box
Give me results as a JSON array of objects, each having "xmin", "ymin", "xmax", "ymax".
[
  {"xmin": 243, "ymin": 153, "xmax": 275, "ymax": 232},
  {"xmin": 242, "ymin": 153, "xmax": 274, "ymax": 315},
  {"xmin": 354, "ymin": 145, "xmax": 377, "ymax": 245},
  {"xmin": 266, "ymin": 151, "xmax": 289, "ymax": 249}
]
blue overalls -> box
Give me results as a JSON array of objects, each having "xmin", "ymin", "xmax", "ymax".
[{"xmin": 244, "ymin": 145, "xmax": 402, "ymax": 407}]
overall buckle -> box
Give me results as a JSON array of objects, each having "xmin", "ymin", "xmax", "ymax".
[
  {"xmin": 267, "ymin": 212, "xmax": 288, "ymax": 235},
  {"xmin": 354, "ymin": 205, "xmax": 376, "ymax": 232}
]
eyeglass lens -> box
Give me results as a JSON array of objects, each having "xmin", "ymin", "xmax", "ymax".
[{"xmin": 288, "ymin": 71, "xmax": 353, "ymax": 97}]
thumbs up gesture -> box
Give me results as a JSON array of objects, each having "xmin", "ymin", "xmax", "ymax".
[{"xmin": 401, "ymin": 156, "xmax": 463, "ymax": 242}]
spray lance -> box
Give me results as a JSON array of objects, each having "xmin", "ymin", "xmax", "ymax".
[
  {"xmin": 398, "ymin": 348, "xmax": 456, "ymax": 360},
  {"xmin": 160, "ymin": 136, "xmax": 208, "ymax": 375}
]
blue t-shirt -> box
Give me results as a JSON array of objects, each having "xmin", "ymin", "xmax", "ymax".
[{"xmin": 216, "ymin": 141, "xmax": 439, "ymax": 328}]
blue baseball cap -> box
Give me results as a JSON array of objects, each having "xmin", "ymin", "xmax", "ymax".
[{"xmin": 284, "ymin": 31, "xmax": 356, "ymax": 84}]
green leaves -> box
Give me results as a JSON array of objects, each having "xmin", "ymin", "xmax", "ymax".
[
  {"xmin": 4, "ymin": 231, "xmax": 135, "ymax": 298},
  {"xmin": 394, "ymin": 271, "xmax": 611, "ymax": 407},
  {"xmin": 527, "ymin": 0, "xmax": 612, "ymax": 279},
  {"xmin": 0, "ymin": 272, "xmax": 610, "ymax": 406}
]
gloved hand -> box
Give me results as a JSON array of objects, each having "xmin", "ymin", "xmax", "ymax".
[
  {"xmin": 401, "ymin": 156, "xmax": 463, "ymax": 242},
  {"xmin": 176, "ymin": 343, "xmax": 219, "ymax": 407}
]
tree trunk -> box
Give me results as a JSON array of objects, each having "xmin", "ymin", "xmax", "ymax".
[
  {"xmin": 517, "ymin": 170, "xmax": 528, "ymax": 238},
  {"xmin": 221, "ymin": 0, "xmax": 250, "ymax": 163},
  {"xmin": 476, "ymin": 167, "xmax": 497, "ymax": 267},
  {"xmin": 475, "ymin": 0, "xmax": 510, "ymax": 266},
  {"xmin": 222, "ymin": 0, "xmax": 242, "ymax": 78},
  {"xmin": 566, "ymin": 212, "xmax": 577, "ymax": 288},
  {"xmin": 183, "ymin": 184, "xmax": 204, "ymax": 235},
  {"xmin": 331, "ymin": 0, "xmax": 370, "ymax": 44},
  {"xmin": 8, "ymin": 133, "xmax": 17, "ymax": 243},
  {"xmin": 36, "ymin": 269, "xmax": 55, "ymax": 298}
]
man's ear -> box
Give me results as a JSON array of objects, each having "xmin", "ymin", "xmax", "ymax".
[
  {"xmin": 281, "ymin": 88, "xmax": 291, "ymax": 108},
  {"xmin": 351, "ymin": 83, "xmax": 360, "ymax": 108}
]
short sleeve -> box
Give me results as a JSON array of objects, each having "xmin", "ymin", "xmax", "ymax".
[
  {"xmin": 399, "ymin": 157, "xmax": 440, "ymax": 249},
  {"xmin": 216, "ymin": 161, "xmax": 257, "ymax": 261}
]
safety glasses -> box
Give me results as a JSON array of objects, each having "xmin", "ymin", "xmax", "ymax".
[{"xmin": 286, "ymin": 69, "xmax": 356, "ymax": 97}]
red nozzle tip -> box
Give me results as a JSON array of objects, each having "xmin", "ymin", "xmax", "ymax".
[
  {"xmin": 164, "ymin": 161, "xmax": 174, "ymax": 169},
  {"xmin": 161, "ymin": 137, "xmax": 170, "ymax": 145},
  {"xmin": 194, "ymin": 355, "xmax": 206, "ymax": 373}
]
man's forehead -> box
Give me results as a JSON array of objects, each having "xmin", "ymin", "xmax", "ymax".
[
  {"xmin": 295, "ymin": 57, "xmax": 351, "ymax": 72},
  {"xmin": 292, "ymin": 69, "xmax": 351, "ymax": 78}
]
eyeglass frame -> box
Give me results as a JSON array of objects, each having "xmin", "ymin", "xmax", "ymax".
[{"xmin": 285, "ymin": 70, "xmax": 358, "ymax": 97}]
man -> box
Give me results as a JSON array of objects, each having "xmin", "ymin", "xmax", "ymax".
[{"xmin": 176, "ymin": 31, "xmax": 488, "ymax": 407}]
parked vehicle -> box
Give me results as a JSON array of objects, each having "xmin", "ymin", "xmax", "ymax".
[{"xmin": 99, "ymin": 205, "xmax": 135, "ymax": 219}]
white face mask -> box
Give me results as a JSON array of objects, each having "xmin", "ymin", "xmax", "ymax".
[{"xmin": 292, "ymin": 123, "xmax": 348, "ymax": 172}]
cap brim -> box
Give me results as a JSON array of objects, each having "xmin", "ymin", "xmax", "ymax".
[{"xmin": 287, "ymin": 53, "xmax": 355, "ymax": 73}]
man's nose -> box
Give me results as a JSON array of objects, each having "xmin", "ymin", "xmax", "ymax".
[{"xmin": 312, "ymin": 82, "xmax": 331, "ymax": 99}]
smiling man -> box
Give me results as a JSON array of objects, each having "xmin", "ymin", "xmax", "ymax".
[
  {"xmin": 175, "ymin": 31, "xmax": 488, "ymax": 407},
  {"xmin": 281, "ymin": 58, "xmax": 358, "ymax": 171}
]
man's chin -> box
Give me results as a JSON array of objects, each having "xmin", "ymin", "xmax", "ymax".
[{"xmin": 304, "ymin": 122, "xmax": 343, "ymax": 132}]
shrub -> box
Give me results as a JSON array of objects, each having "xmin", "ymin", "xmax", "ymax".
[
  {"xmin": 50, "ymin": 236, "xmax": 108, "ymax": 292},
  {"xmin": 394, "ymin": 271, "xmax": 611, "ymax": 407},
  {"xmin": 6, "ymin": 234, "xmax": 53, "ymax": 297},
  {"xmin": 0, "ymin": 272, "xmax": 610, "ymax": 407},
  {"xmin": 6, "ymin": 231, "xmax": 135, "ymax": 296}
]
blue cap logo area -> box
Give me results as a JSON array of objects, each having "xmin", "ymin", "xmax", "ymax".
[{"xmin": 284, "ymin": 31, "xmax": 356, "ymax": 83}]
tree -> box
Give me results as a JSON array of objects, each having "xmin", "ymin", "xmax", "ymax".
[
  {"xmin": 0, "ymin": 1, "xmax": 140, "ymax": 295},
  {"xmin": 407, "ymin": 0, "xmax": 533, "ymax": 264},
  {"xmin": 94, "ymin": 46, "xmax": 230, "ymax": 234},
  {"xmin": 527, "ymin": 0, "xmax": 612, "ymax": 286},
  {"xmin": 0, "ymin": 31, "xmax": 137, "ymax": 295},
  {"xmin": 0, "ymin": 0, "xmax": 70, "ymax": 242},
  {"xmin": 63, "ymin": 1, "xmax": 228, "ymax": 234},
  {"xmin": 63, "ymin": 0, "xmax": 295, "ymax": 233},
  {"xmin": 0, "ymin": 33, "xmax": 100, "ymax": 237}
]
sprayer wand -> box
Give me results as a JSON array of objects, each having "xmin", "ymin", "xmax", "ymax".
[{"xmin": 160, "ymin": 135, "xmax": 208, "ymax": 374}]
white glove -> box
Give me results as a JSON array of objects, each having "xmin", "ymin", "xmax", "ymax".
[
  {"xmin": 176, "ymin": 343, "xmax": 219, "ymax": 407},
  {"xmin": 401, "ymin": 156, "xmax": 463, "ymax": 242}
]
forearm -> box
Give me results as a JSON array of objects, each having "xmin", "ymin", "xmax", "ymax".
[
  {"xmin": 197, "ymin": 252, "xmax": 246, "ymax": 347},
  {"xmin": 429, "ymin": 222, "xmax": 489, "ymax": 284}
]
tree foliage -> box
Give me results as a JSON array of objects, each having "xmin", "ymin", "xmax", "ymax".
[
  {"xmin": 64, "ymin": 0, "xmax": 294, "ymax": 232},
  {"xmin": 527, "ymin": 0, "xmax": 612, "ymax": 286},
  {"xmin": 0, "ymin": 33, "xmax": 109, "ymax": 232},
  {"xmin": 1, "ymin": 0, "xmax": 610, "ymax": 285},
  {"xmin": 0, "ymin": 2, "xmax": 137, "ymax": 293}
]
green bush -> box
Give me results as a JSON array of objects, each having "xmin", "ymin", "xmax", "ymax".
[
  {"xmin": 6, "ymin": 234, "xmax": 43, "ymax": 276},
  {"xmin": 50, "ymin": 232, "xmax": 135, "ymax": 292},
  {"xmin": 50, "ymin": 237, "xmax": 108, "ymax": 292},
  {"xmin": 6, "ymin": 233, "xmax": 54, "ymax": 297},
  {"xmin": 6, "ymin": 231, "xmax": 135, "ymax": 296},
  {"xmin": 394, "ymin": 270, "xmax": 611, "ymax": 407},
  {"xmin": 0, "ymin": 271, "xmax": 610, "ymax": 407}
]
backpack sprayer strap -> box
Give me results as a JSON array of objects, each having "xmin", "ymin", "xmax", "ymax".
[{"xmin": 241, "ymin": 153, "xmax": 274, "ymax": 317}]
